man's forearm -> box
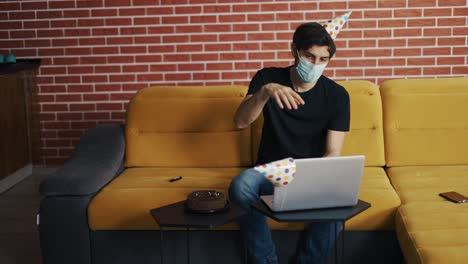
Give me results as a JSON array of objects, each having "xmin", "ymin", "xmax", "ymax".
[{"xmin": 234, "ymin": 87, "xmax": 269, "ymax": 129}]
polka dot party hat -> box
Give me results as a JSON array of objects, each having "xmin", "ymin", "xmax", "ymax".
[
  {"xmin": 254, "ymin": 157, "xmax": 296, "ymax": 187},
  {"xmin": 321, "ymin": 11, "xmax": 352, "ymax": 40}
]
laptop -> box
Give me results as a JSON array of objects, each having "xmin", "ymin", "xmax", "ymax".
[{"xmin": 260, "ymin": 155, "xmax": 365, "ymax": 212}]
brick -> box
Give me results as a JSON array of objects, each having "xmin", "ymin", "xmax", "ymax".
[
  {"xmin": 52, "ymin": 38, "xmax": 78, "ymax": 47},
  {"xmin": 104, "ymin": 0, "xmax": 131, "ymax": 7},
  {"xmin": 438, "ymin": 18, "xmax": 466, "ymax": 27},
  {"xmin": 319, "ymin": 1, "xmax": 347, "ymax": 9},
  {"xmin": 261, "ymin": 23, "xmax": 289, "ymax": 31},
  {"xmin": 408, "ymin": 38, "xmax": 436, "ymax": 46},
  {"xmin": 65, "ymin": 48, "xmax": 91, "ymax": 56},
  {"xmin": 219, "ymin": 33, "xmax": 246, "ymax": 42},
  {"xmin": 335, "ymin": 69, "xmax": 364, "ymax": 77},
  {"xmin": 56, "ymin": 94, "xmax": 82, "ymax": 101},
  {"xmin": 78, "ymin": 0, "xmax": 103, "ymax": 8},
  {"xmin": 123, "ymin": 65, "xmax": 148, "ymax": 72},
  {"xmin": 134, "ymin": 17, "xmax": 160, "ymax": 25},
  {"xmin": 83, "ymin": 93, "xmax": 109, "ymax": 101},
  {"xmin": 261, "ymin": 3, "xmax": 288, "ymax": 11},
  {"xmin": 423, "ymin": 67, "xmax": 451, "ymax": 75},
  {"xmin": 364, "ymin": 10, "xmax": 392, "ymax": 18},
  {"xmin": 14, "ymin": 49, "xmax": 38, "ymax": 57},
  {"xmin": 190, "ymin": 34, "xmax": 217, "ymax": 42},
  {"xmin": 54, "ymin": 57, "xmax": 79, "ymax": 65},
  {"xmin": 453, "ymin": 66, "xmax": 468, "ymax": 75},
  {"xmin": 378, "ymin": 58, "xmax": 406, "ymax": 67},
  {"xmin": 394, "ymin": 48, "xmax": 422, "ymax": 56},
  {"xmin": 0, "ymin": 2, "xmax": 20, "ymax": 10},
  {"xmin": 78, "ymin": 19, "xmax": 104, "ymax": 27},
  {"xmin": 93, "ymin": 28, "xmax": 119, "ymax": 36},
  {"xmin": 233, "ymin": 24, "xmax": 260, "ymax": 32},
  {"xmin": 364, "ymin": 30, "xmax": 391, "ymax": 38},
  {"xmin": 68, "ymin": 103, "xmax": 95, "ymax": 112},
  {"xmin": 67, "ymin": 84, "xmax": 93, "ymax": 93},
  {"xmin": 135, "ymin": 55, "xmax": 161, "ymax": 63},
  {"xmin": 92, "ymin": 9, "xmax": 117, "ymax": 16},
  {"xmin": 248, "ymin": 33, "xmax": 275, "ymax": 41},
  {"xmin": 409, "ymin": 0, "xmax": 436, "ymax": 6},
  {"xmin": 349, "ymin": 1, "xmax": 376, "ymax": 8},
  {"xmin": 37, "ymin": 11, "xmax": 62, "ymax": 19},
  {"xmin": 423, "ymin": 47, "xmax": 451, "ymax": 55},
  {"xmin": 305, "ymin": 12, "xmax": 334, "ymax": 20},
  {"xmin": 378, "ymin": 19, "xmax": 406, "ymax": 28},
  {"xmin": 394, "ymin": 28, "xmax": 422, "ymax": 37},
  {"xmin": 364, "ymin": 68, "xmax": 393, "ymax": 76},
  {"xmin": 175, "ymin": 6, "xmax": 202, "ymax": 14},
  {"xmin": 235, "ymin": 62, "xmax": 262, "ymax": 70},
  {"xmin": 95, "ymin": 65, "xmax": 121, "ymax": 73},
  {"xmin": 70, "ymin": 121, "xmax": 97, "ymax": 130},
  {"xmin": 82, "ymin": 75, "xmax": 108, "ymax": 83},
  {"xmin": 437, "ymin": 57, "xmax": 465, "ymax": 65},
  {"xmin": 147, "ymin": 6, "xmax": 174, "ymax": 15},
  {"xmin": 176, "ymin": 44, "xmax": 203, "ymax": 52},
  {"xmin": 248, "ymin": 14, "xmax": 274, "ymax": 22},
  {"xmin": 137, "ymin": 74, "xmax": 163, "ymax": 82},
  {"xmin": 453, "ymin": 47, "xmax": 468, "ymax": 55},
  {"xmin": 423, "ymin": 28, "xmax": 451, "ymax": 36},
  {"xmin": 349, "ymin": 40, "xmax": 376, "ymax": 48},
  {"xmin": 163, "ymin": 35, "xmax": 189, "ymax": 43},
  {"xmin": 65, "ymin": 29, "xmax": 91, "ymax": 37},
  {"xmin": 84, "ymin": 112, "xmax": 111, "ymax": 120},
  {"xmin": 328, "ymin": 59, "xmax": 349, "ymax": 68},
  {"xmin": 248, "ymin": 52, "xmax": 275, "ymax": 60},
  {"xmin": 42, "ymin": 104, "xmax": 68, "ymax": 112},
  {"xmin": 222, "ymin": 72, "xmax": 248, "ymax": 80},
  {"xmin": 348, "ymin": 20, "xmax": 377, "ymax": 29},
  {"xmin": 95, "ymin": 84, "xmax": 122, "ymax": 92},
  {"xmin": 107, "ymin": 37, "xmax": 133, "ymax": 45},
  {"xmin": 438, "ymin": 0, "xmax": 466, "ymax": 6},
  {"xmin": 10, "ymin": 30, "xmax": 36, "ymax": 39},
  {"xmin": 24, "ymin": 21, "xmax": 49, "ymax": 29},
  {"xmin": 134, "ymin": 36, "xmax": 161, "ymax": 44},
  {"xmin": 120, "ymin": 27, "xmax": 147, "ymax": 35},
  {"xmin": 148, "ymin": 45, "xmax": 174, "ymax": 53},
  {"xmin": 438, "ymin": 37, "xmax": 465, "ymax": 46},
  {"xmin": 25, "ymin": 39, "xmax": 50, "ymax": 47},
  {"xmin": 454, "ymin": 7, "xmax": 468, "ymax": 16},
  {"xmin": 206, "ymin": 63, "xmax": 232, "ymax": 71},
  {"xmin": 408, "ymin": 58, "xmax": 435, "ymax": 65},
  {"xmin": 149, "ymin": 64, "xmax": 177, "ymax": 72},
  {"xmin": 395, "ymin": 9, "xmax": 423, "ymax": 17},
  {"xmin": 110, "ymin": 74, "xmax": 135, "ymax": 82},
  {"xmin": 148, "ymin": 26, "xmax": 174, "ymax": 34},
  {"xmin": 407, "ymin": 18, "xmax": 436, "ymax": 27},
  {"xmin": 96, "ymin": 103, "xmax": 122, "ymax": 111},
  {"xmin": 336, "ymin": 49, "xmax": 364, "ymax": 58},
  {"xmin": 204, "ymin": 24, "xmax": 232, "ymax": 32},
  {"xmin": 64, "ymin": 10, "xmax": 90, "ymax": 18},
  {"xmin": 339, "ymin": 30, "xmax": 362, "ymax": 39},
  {"xmin": 49, "ymin": 1, "xmax": 76, "ymax": 9},
  {"xmin": 40, "ymin": 67, "xmax": 67, "ymax": 75},
  {"xmin": 119, "ymin": 8, "xmax": 146, "ymax": 16},
  {"xmin": 261, "ymin": 42, "xmax": 289, "ymax": 50},
  {"xmin": 80, "ymin": 57, "xmax": 108, "ymax": 64},
  {"xmin": 93, "ymin": 47, "xmax": 119, "ymax": 55},
  {"xmin": 233, "ymin": 4, "xmax": 259, "ymax": 12},
  {"xmin": 424, "ymin": 8, "xmax": 452, "ymax": 16},
  {"xmin": 176, "ymin": 25, "xmax": 203, "ymax": 33},
  {"xmin": 220, "ymin": 53, "xmax": 247, "ymax": 61},
  {"xmin": 203, "ymin": 5, "xmax": 230, "ymax": 13},
  {"xmin": 9, "ymin": 11, "xmax": 35, "ymax": 20},
  {"xmin": 106, "ymin": 18, "xmax": 132, "ymax": 26},
  {"xmin": 378, "ymin": 0, "xmax": 406, "ymax": 8},
  {"xmin": 67, "ymin": 66, "xmax": 94, "ymax": 74},
  {"xmin": 79, "ymin": 38, "xmax": 105, "ymax": 46},
  {"xmin": 193, "ymin": 73, "xmax": 220, "ymax": 80},
  {"xmin": 165, "ymin": 73, "xmax": 191, "ymax": 81},
  {"xmin": 190, "ymin": 15, "xmax": 216, "ymax": 24},
  {"xmin": 192, "ymin": 53, "xmax": 219, "ymax": 61},
  {"xmin": 178, "ymin": 63, "xmax": 205, "ymax": 71},
  {"xmin": 43, "ymin": 121, "xmax": 70, "ymax": 130},
  {"xmin": 110, "ymin": 93, "xmax": 134, "ymax": 101},
  {"xmin": 220, "ymin": 14, "xmax": 246, "ymax": 23},
  {"xmin": 453, "ymin": 27, "xmax": 468, "ymax": 36},
  {"xmin": 205, "ymin": 44, "xmax": 232, "ymax": 51},
  {"xmin": 276, "ymin": 13, "xmax": 305, "ymax": 21}
]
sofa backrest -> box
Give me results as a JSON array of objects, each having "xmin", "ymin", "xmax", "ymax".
[
  {"xmin": 381, "ymin": 77, "xmax": 468, "ymax": 166},
  {"xmin": 125, "ymin": 86, "xmax": 251, "ymax": 168},
  {"xmin": 252, "ymin": 80, "xmax": 386, "ymax": 167}
]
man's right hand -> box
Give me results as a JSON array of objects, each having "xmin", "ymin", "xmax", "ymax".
[{"xmin": 261, "ymin": 83, "xmax": 305, "ymax": 110}]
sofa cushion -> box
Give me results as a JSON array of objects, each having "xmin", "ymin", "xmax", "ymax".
[
  {"xmin": 381, "ymin": 77, "xmax": 468, "ymax": 167},
  {"xmin": 125, "ymin": 86, "xmax": 252, "ymax": 168},
  {"xmin": 387, "ymin": 166, "xmax": 468, "ymax": 264},
  {"xmin": 251, "ymin": 80, "xmax": 385, "ymax": 167},
  {"xmin": 88, "ymin": 167, "xmax": 400, "ymax": 231}
]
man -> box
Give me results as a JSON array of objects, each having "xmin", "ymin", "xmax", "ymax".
[{"xmin": 228, "ymin": 21, "xmax": 350, "ymax": 264}]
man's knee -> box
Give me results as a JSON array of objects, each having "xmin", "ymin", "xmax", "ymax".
[{"xmin": 229, "ymin": 169, "xmax": 261, "ymax": 204}]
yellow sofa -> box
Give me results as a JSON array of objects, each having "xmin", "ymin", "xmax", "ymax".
[{"xmin": 40, "ymin": 77, "xmax": 467, "ymax": 264}]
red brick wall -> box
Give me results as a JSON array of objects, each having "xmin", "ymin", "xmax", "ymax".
[{"xmin": 1, "ymin": 0, "xmax": 467, "ymax": 166}]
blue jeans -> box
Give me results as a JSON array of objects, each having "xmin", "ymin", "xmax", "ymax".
[{"xmin": 229, "ymin": 168, "xmax": 343, "ymax": 264}]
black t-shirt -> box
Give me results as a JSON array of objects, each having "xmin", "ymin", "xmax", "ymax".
[{"xmin": 248, "ymin": 66, "xmax": 350, "ymax": 165}]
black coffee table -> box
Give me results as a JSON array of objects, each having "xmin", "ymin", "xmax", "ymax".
[
  {"xmin": 150, "ymin": 200, "xmax": 246, "ymax": 264},
  {"xmin": 252, "ymin": 199, "xmax": 371, "ymax": 264}
]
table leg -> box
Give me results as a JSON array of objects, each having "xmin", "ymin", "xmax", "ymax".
[
  {"xmin": 159, "ymin": 227, "xmax": 164, "ymax": 264},
  {"xmin": 341, "ymin": 221, "xmax": 345, "ymax": 264},
  {"xmin": 186, "ymin": 227, "xmax": 190, "ymax": 264}
]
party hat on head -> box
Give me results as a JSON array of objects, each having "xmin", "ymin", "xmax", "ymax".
[{"xmin": 321, "ymin": 11, "xmax": 352, "ymax": 40}]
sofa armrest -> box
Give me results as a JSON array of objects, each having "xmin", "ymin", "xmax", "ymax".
[{"xmin": 39, "ymin": 123, "xmax": 125, "ymax": 196}]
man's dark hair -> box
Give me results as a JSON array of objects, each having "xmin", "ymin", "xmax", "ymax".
[{"xmin": 293, "ymin": 22, "xmax": 336, "ymax": 58}]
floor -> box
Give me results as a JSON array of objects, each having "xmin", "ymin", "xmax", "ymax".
[{"xmin": 0, "ymin": 172, "xmax": 48, "ymax": 264}]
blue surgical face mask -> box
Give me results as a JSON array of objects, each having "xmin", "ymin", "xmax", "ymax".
[{"xmin": 295, "ymin": 51, "xmax": 326, "ymax": 83}]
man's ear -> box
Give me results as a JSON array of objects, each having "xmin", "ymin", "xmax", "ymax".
[{"xmin": 291, "ymin": 42, "xmax": 299, "ymax": 64}]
